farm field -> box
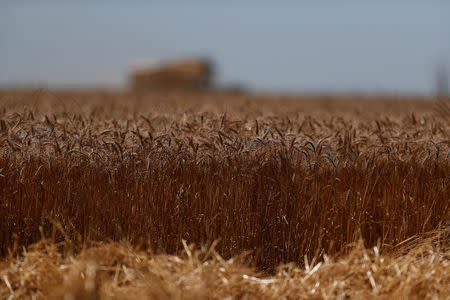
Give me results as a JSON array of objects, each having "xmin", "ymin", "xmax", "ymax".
[{"xmin": 0, "ymin": 90, "xmax": 449, "ymax": 299}]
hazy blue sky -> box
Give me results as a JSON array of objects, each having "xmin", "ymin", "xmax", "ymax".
[{"xmin": 1, "ymin": 1, "xmax": 449, "ymax": 94}]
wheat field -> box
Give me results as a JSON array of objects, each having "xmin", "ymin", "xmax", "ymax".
[{"xmin": 0, "ymin": 90, "xmax": 449, "ymax": 299}]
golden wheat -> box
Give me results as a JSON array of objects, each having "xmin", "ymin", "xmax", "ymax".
[{"xmin": 0, "ymin": 90, "xmax": 448, "ymax": 298}]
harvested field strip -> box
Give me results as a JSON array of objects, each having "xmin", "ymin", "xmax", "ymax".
[{"xmin": 0, "ymin": 234, "xmax": 449, "ymax": 299}]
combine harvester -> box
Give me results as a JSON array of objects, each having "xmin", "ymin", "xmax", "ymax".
[{"xmin": 129, "ymin": 58, "xmax": 215, "ymax": 92}]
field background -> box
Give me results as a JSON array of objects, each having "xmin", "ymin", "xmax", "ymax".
[{"xmin": 0, "ymin": 90, "xmax": 449, "ymax": 299}]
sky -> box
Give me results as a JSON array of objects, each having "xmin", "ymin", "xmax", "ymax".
[{"xmin": 1, "ymin": 1, "xmax": 449, "ymax": 95}]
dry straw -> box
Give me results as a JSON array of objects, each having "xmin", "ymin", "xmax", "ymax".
[{"xmin": 0, "ymin": 229, "xmax": 448, "ymax": 299}]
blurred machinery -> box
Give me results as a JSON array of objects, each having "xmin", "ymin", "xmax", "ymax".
[{"xmin": 129, "ymin": 58, "xmax": 214, "ymax": 92}]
